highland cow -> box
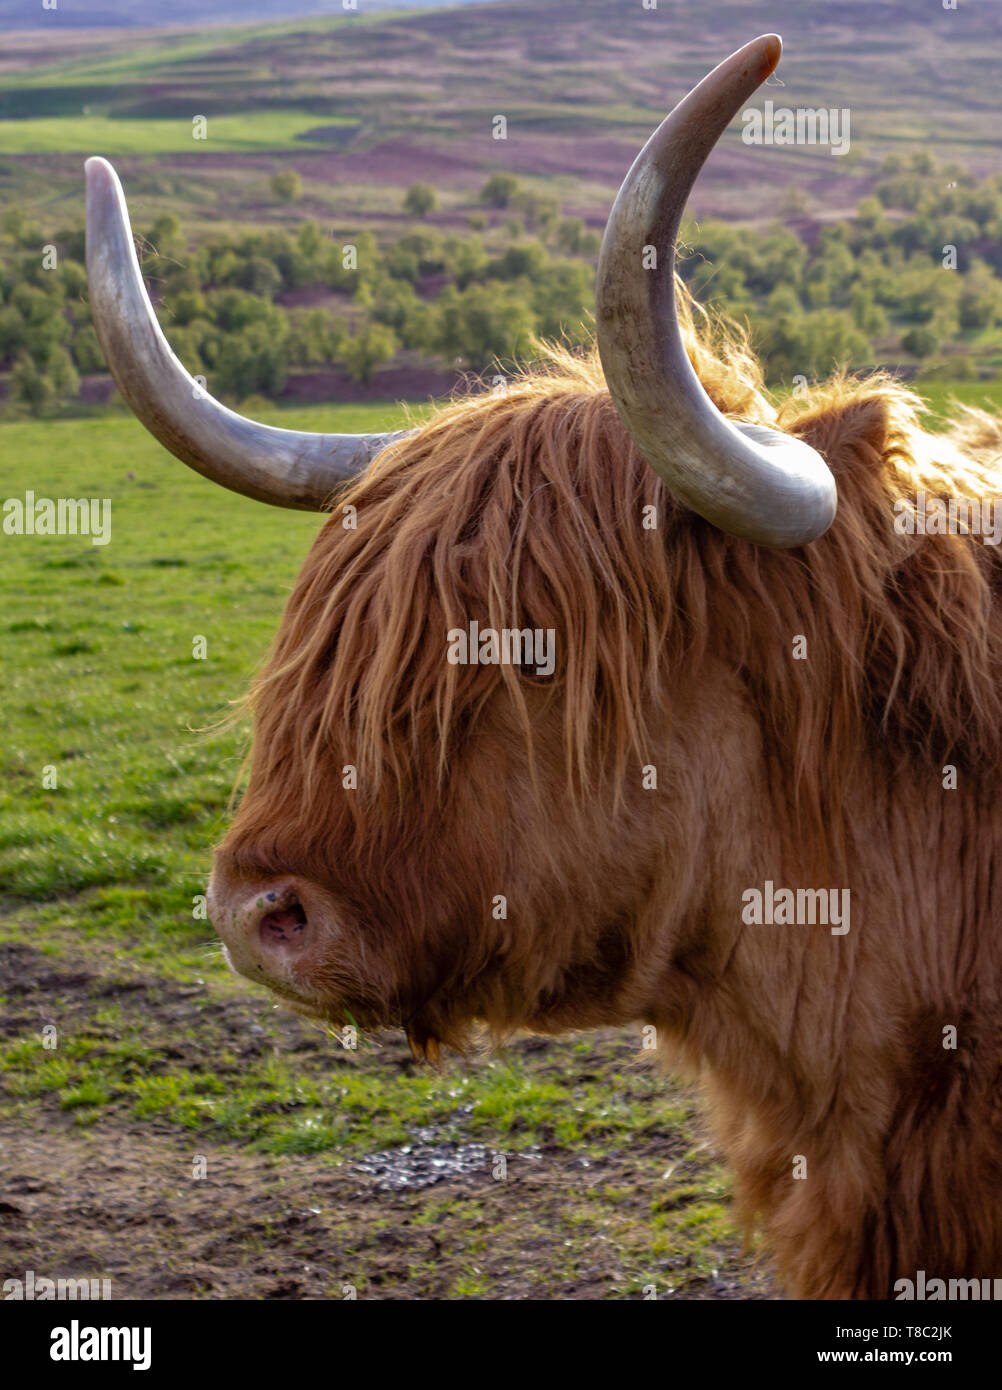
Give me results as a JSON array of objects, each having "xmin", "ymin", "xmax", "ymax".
[{"xmin": 86, "ymin": 36, "xmax": 1002, "ymax": 1299}]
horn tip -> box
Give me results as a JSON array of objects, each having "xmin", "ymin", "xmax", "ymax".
[
  {"xmin": 85, "ymin": 155, "xmax": 118, "ymax": 190},
  {"xmin": 757, "ymin": 33, "xmax": 783, "ymax": 73}
]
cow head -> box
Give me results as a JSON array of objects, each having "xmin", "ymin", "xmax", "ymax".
[{"xmin": 85, "ymin": 36, "xmax": 837, "ymax": 1055}]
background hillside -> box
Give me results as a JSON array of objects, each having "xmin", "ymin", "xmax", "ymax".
[{"xmin": 1, "ymin": 0, "xmax": 1001, "ymax": 410}]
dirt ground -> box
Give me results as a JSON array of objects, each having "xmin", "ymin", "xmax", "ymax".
[{"xmin": 1, "ymin": 1123, "xmax": 775, "ymax": 1301}]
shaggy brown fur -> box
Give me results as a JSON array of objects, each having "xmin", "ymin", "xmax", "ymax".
[{"xmin": 216, "ymin": 282, "xmax": 1002, "ymax": 1299}]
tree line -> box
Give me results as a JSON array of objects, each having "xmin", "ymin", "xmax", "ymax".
[{"xmin": 1, "ymin": 151, "xmax": 1001, "ymax": 417}]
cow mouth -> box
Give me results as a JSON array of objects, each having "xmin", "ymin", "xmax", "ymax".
[
  {"xmin": 254, "ymin": 966, "xmax": 327, "ymax": 1015},
  {"xmin": 264, "ymin": 982, "xmax": 362, "ymax": 1031}
]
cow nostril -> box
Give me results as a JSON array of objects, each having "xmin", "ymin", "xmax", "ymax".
[{"xmin": 259, "ymin": 894, "xmax": 309, "ymax": 947}]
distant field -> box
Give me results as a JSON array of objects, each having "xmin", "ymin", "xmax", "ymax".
[
  {"xmin": 0, "ymin": 111, "xmax": 358, "ymax": 156},
  {"xmin": 911, "ymin": 379, "xmax": 1002, "ymax": 426},
  {"xmin": 0, "ymin": 0, "xmax": 457, "ymax": 35},
  {"xmin": 1, "ymin": 0, "xmax": 997, "ymax": 236}
]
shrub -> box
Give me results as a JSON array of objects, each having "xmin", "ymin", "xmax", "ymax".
[
  {"xmin": 479, "ymin": 172, "xmax": 521, "ymax": 208},
  {"xmin": 342, "ymin": 323, "xmax": 397, "ymax": 383},
  {"xmin": 270, "ymin": 169, "xmax": 303, "ymax": 203},
  {"xmin": 403, "ymin": 183, "xmax": 437, "ymax": 217}
]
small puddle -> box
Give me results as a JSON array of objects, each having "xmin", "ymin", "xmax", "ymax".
[
  {"xmin": 354, "ymin": 1137, "xmax": 541, "ymax": 1190},
  {"xmin": 353, "ymin": 1140, "xmax": 490, "ymax": 1190}
]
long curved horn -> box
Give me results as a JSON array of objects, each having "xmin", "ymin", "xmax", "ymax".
[
  {"xmin": 85, "ymin": 157, "xmax": 409, "ymax": 511},
  {"xmin": 595, "ymin": 34, "xmax": 837, "ymax": 548}
]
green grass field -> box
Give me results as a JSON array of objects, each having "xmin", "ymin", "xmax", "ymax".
[
  {"xmin": 904, "ymin": 379, "xmax": 1002, "ymax": 426},
  {"xmin": 0, "ymin": 112, "xmax": 358, "ymax": 156},
  {"xmin": 0, "ymin": 10, "xmax": 402, "ymax": 92}
]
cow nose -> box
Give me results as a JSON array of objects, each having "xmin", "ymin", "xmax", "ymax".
[{"xmin": 209, "ymin": 875, "xmax": 316, "ymax": 975}]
